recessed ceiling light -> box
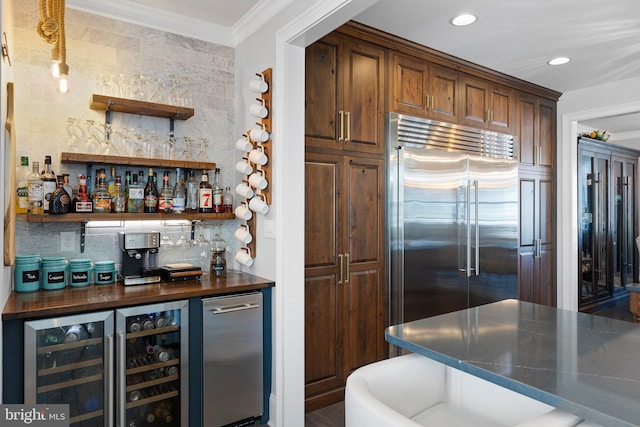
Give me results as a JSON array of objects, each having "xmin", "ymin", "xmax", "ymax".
[
  {"xmin": 451, "ymin": 14, "xmax": 477, "ymax": 26},
  {"xmin": 548, "ymin": 57, "xmax": 571, "ymax": 65}
]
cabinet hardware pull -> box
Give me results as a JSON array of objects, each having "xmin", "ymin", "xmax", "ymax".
[
  {"xmin": 344, "ymin": 253, "xmax": 350, "ymax": 284},
  {"xmin": 425, "ymin": 94, "xmax": 429, "ymax": 110},
  {"xmin": 107, "ymin": 334, "xmax": 114, "ymax": 427},
  {"xmin": 338, "ymin": 110, "xmax": 344, "ymax": 141},
  {"xmin": 430, "ymin": 95, "xmax": 435, "ymax": 110},
  {"xmin": 338, "ymin": 253, "xmax": 344, "ymax": 285},
  {"xmin": 346, "ymin": 111, "xmax": 351, "ymax": 142}
]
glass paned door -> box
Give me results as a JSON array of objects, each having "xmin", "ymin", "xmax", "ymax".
[
  {"xmin": 25, "ymin": 311, "xmax": 114, "ymax": 427},
  {"xmin": 117, "ymin": 300, "xmax": 189, "ymax": 427}
]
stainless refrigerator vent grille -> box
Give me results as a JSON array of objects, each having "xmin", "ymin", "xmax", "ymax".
[{"xmin": 393, "ymin": 114, "xmax": 515, "ymax": 159}]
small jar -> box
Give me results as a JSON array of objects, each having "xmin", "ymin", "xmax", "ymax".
[{"xmin": 210, "ymin": 248, "xmax": 226, "ymax": 277}]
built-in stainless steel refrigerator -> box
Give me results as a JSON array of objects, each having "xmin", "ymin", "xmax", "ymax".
[{"xmin": 388, "ymin": 113, "xmax": 519, "ymax": 326}]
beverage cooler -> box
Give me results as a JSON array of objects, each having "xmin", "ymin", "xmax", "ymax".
[{"xmin": 24, "ymin": 300, "xmax": 189, "ymax": 427}]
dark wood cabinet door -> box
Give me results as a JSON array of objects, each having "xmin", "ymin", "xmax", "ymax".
[
  {"xmin": 518, "ymin": 172, "xmax": 554, "ymax": 305},
  {"xmin": 428, "ymin": 64, "xmax": 459, "ymax": 122},
  {"xmin": 344, "ymin": 156, "xmax": 386, "ymax": 373},
  {"xmin": 391, "ymin": 52, "xmax": 428, "ymax": 116},
  {"xmin": 538, "ymin": 98, "xmax": 555, "ymax": 169},
  {"xmin": 304, "ymin": 152, "xmax": 346, "ymax": 408},
  {"xmin": 517, "ymin": 94, "xmax": 537, "ymax": 167},
  {"xmin": 462, "ymin": 76, "xmax": 488, "ymax": 128},
  {"xmin": 305, "ymin": 34, "xmax": 385, "ymax": 154},
  {"xmin": 305, "ymin": 35, "xmax": 340, "ymax": 151},
  {"xmin": 342, "ymin": 39, "xmax": 386, "ymax": 154},
  {"xmin": 487, "ymin": 83, "xmax": 514, "ymax": 133}
]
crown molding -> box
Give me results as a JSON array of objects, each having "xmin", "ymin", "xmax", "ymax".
[{"xmin": 66, "ymin": 0, "xmax": 235, "ymax": 46}]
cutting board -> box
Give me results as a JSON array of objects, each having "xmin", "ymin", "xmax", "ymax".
[{"xmin": 4, "ymin": 82, "xmax": 15, "ymax": 266}]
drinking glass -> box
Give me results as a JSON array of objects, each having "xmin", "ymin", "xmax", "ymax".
[
  {"xmin": 175, "ymin": 225, "xmax": 191, "ymax": 248},
  {"xmin": 167, "ymin": 75, "xmax": 180, "ymax": 106},
  {"xmin": 149, "ymin": 77, "xmax": 166, "ymax": 104},
  {"xmin": 132, "ymin": 74, "xmax": 147, "ymax": 101},
  {"xmin": 197, "ymin": 137, "xmax": 209, "ymax": 160},
  {"xmin": 160, "ymin": 222, "xmax": 175, "ymax": 248},
  {"xmin": 100, "ymin": 123, "xmax": 120, "ymax": 155},
  {"xmin": 162, "ymin": 132, "xmax": 175, "ymax": 160},
  {"xmin": 180, "ymin": 76, "xmax": 193, "ymax": 107},
  {"xmin": 181, "ymin": 136, "xmax": 196, "ymax": 161},
  {"xmin": 133, "ymin": 133, "xmax": 146, "ymax": 157},
  {"xmin": 63, "ymin": 118, "xmax": 85, "ymax": 152},
  {"xmin": 118, "ymin": 73, "xmax": 131, "ymax": 98},
  {"xmin": 84, "ymin": 120, "xmax": 102, "ymax": 154}
]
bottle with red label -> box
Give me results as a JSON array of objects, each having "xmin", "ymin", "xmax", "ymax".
[{"xmin": 198, "ymin": 170, "xmax": 213, "ymax": 213}]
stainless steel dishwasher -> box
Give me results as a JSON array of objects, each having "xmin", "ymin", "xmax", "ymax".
[{"xmin": 203, "ymin": 292, "xmax": 263, "ymax": 426}]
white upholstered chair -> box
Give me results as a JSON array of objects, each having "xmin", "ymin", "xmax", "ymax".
[{"xmin": 345, "ymin": 353, "xmax": 592, "ymax": 427}]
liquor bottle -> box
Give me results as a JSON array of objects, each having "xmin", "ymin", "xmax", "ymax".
[
  {"xmin": 92, "ymin": 171, "xmax": 111, "ymax": 213},
  {"xmin": 41, "ymin": 156, "xmax": 57, "ymax": 213},
  {"xmin": 72, "ymin": 175, "xmax": 93, "ymax": 213},
  {"xmin": 172, "ymin": 168, "xmax": 186, "ymax": 213},
  {"xmin": 27, "ymin": 161, "xmax": 44, "ymax": 214},
  {"xmin": 62, "ymin": 174, "xmax": 73, "ymax": 200},
  {"xmin": 144, "ymin": 168, "xmax": 159, "ymax": 213},
  {"xmin": 49, "ymin": 175, "xmax": 71, "ymax": 214},
  {"xmin": 212, "ymin": 168, "xmax": 223, "ymax": 213},
  {"xmin": 106, "ymin": 166, "xmax": 118, "ymax": 198},
  {"xmin": 159, "ymin": 171, "xmax": 173, "ymax": 213},
  {"xmin": 124, "ymin": 170, "xmax": 131, "ymax": 195},
  {"xmin": 198, "ymin": 170, "xmax": 213, "ymax": 213},
  {"xmin": 127, "ymin": 173, "xmax": 144, "ymax": 213},
  {"xmin": 222, "ymin": 186, "xmax": 233, "ymax": 213},
  {"xmin": 16, "ymin": 156, "xmax": 30, "ymax": 214},
  {"xmin": 111, "ymin": 176, "xmax": 127, "ymax": 213},
  {"xmin": 185, "ymin": 169, "xmax": 199, "ymax": 212}
]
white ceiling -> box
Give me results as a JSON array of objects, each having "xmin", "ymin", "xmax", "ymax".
[{"xmin": 68, "ymin": 0, "xmax": 640, "ymax": 140}]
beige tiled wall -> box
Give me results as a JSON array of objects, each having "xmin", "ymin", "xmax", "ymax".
[{"xmin": 12, "ymin": 0, "xmax": 238, "ymax": 274}]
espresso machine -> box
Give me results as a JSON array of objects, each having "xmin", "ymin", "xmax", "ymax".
[{"xmin": 119, "ymin": 232, "xmax": 161, "ymax": 285}]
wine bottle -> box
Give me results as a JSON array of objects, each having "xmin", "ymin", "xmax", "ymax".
[
  {"xmin": 212, "ymin": 168, "xmax": 223, "ymax": 213},
  {"xmin": 143, "ymin": 168, "xmax": 159, "ymax": 213}
]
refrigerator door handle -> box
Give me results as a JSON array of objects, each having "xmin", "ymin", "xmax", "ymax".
[
  {"xmin": 458, "ymin": 182, "xmax": 469, "ymax": 276},
  {"xmin": 474, "ymin": 180, "xmax": 480, "ymax": 276},
  {"xmin": 106, "ymin": 334, "xmax": 114, "ymax": 427},
  {"xmin": 210, "ymin": 303, "xmax": 261, "ymax": 314},
  {"xmin": 465, "ymin": 180, "xmax": 472, "ymax": 277}
]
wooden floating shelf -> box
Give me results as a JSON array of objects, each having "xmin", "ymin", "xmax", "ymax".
[
  {"xmin": 27, "ymin": 212, "xmax": 235, "ymax": 223},
  {"xmin": 89, "ymin": 94, "xmax": 194, "ymax": 120},
  {"xmin": 61, "ymin": 152, "xmax": 216, "ymax": 171}
]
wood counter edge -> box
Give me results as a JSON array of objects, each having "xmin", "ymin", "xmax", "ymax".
[{"xmin": 3, "ymin": 273, "xmax": 275, "ymax": 321}]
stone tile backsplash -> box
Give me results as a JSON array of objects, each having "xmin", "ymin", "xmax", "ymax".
[{"xmin": 12, "ymin": 0, "xmax": 240, "ymax": 276}]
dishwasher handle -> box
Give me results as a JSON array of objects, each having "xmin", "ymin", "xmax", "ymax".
[{"xmin": 209, "ymin": 303, "xmax": 261, "ymax": 314}]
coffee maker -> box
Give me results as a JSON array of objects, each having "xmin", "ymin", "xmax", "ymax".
[{"xmin": 119, "ymin": 232, "xmax": 161, "ymax": 285}]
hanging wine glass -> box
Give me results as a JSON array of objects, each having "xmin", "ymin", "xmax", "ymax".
[
  {"xmin": 160, "ymin": 221, "xmax": 175, "ymax": 248},
  {"xmin": 149, "ymin": 77, "xmax": 166, "ymax": 104},
  {"xmin": 197, "ymin": 137, "xmax": 209, "ymax": 160},
  {"xmin": 162, "ymin": 132, "xmax": 175, "ymax": 160},
  {"xmin": 84, "ymin": 120, "xmax": 102, "ymax": 154},
  {"xmin": 100, "ymin": 123, "xmax": 120, "ymax": 155},
  {"xmin": 180, "ymin": 76, "xmax": 193, "ymax": 107},
  {"xmin": 64, "ymin": 118, "xmax": 85, "ymax": 153},
  {"xmin": 167, "ymin": 75, "xmax": 180, "ymax": 106},
  {"xmin": 181, "ymin": 136, "xmax": 196, "ymax": 161},
  {"xmin": 118, "ymin": 73, "xmax": 131, "ymax": 98},
  {"xmin": 175, "ymin": 225, "xmax": 191, "ymax": 248},
  {"xmin": 133, "ymin": 132, "xmax": 146, "ymax": 157},
  {"xmin": 132, "ymin": 74, "xmax": 147, "ymax": 101}
]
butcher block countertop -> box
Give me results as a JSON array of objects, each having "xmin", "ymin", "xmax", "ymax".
[{"xmin": 3, "ymin": 271, "xmax": 274, "ymax": 320}]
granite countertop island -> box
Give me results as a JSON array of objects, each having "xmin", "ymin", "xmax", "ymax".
[{"xmin": 386, "ymin": 299, "xmax": 640, "ymax": 427}]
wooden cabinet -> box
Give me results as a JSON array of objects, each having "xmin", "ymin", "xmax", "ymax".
[
  {"xmin": 518, "ymin": 171, "xmax": 555, "ymax": 305},
  {"xmin": 462, "ymin": 75, "xmax": 514, "ymax": 134},
  {"xmin": 390, "ymin": 52, "xmax": 459, "ymax": 123},
  {"xmin": 305, "ymin": 34, "xmax": 386, "ymax": 154},
  {"xmin": 516, "ymin": 93, "xmax": 555, "ymax": 168},
  {"xmin": 578, "ymin": 138, "xmax": 639, "ymax": 310},
  {"xmin": 304, "ymin": 151, "xmax": 385, "ymax": 411},
  {"xmin": 516, "ymin": 92, "xmax": 556, "ymax": 305}
]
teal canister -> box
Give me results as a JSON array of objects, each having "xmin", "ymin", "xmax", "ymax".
[
  {"xmin": 14, "ymin": 254, "xmax": 41, "ymax": 292},
  {"xmin": 68, "ymin": 259, "xmax": 93, "ymax": 287},
  {"xmin": 94, "ymin": 261, "xmax": 116, "ymax": 285},
  {"xmin": 41, "ymin": 256, "xmax": 68, "ymax": 290}
]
